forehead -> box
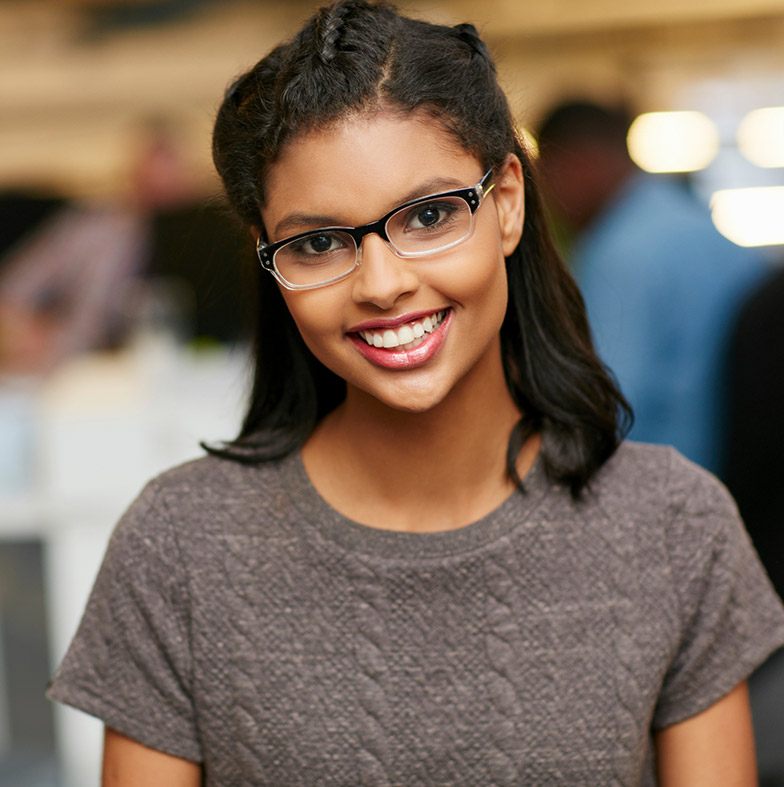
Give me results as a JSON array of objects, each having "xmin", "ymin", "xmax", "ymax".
[{"xmin": 261, "ymin": 109, "xmax": 482, "ymax": 229}]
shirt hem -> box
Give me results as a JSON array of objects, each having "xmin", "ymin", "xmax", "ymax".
[
  {"xmin": 46, "ymin": 679, "xmax": 203, "ymax": 764},
  {"xmin": 651, "ymin": 635, "xmax": 784, "ymax": 730}
]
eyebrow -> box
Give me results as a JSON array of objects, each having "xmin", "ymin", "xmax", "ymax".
[{"xmin": 272, "ymin": 176, "xmax": 470, "ymax": 239}]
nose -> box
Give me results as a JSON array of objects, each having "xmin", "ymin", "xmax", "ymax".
[{"xmin": 350, "ymin": 233, "xmax": 419, "ymax": 310}]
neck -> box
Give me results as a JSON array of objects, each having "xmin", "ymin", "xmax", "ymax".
[{"xmin": 301, "ymin": 350, "xmax": 538, "ymax": 532}]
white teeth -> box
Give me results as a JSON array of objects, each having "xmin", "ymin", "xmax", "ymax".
[
  {"xmin": 357, "ymin": 309, "xmax": 447, "ymax": 349},
  {"xmin": 400, "ymin": 335, "xmax": 426, "ymax": 350},
  {"xmin": 397, "ymin": 324, "xmax": 414, "ymax": 344}
]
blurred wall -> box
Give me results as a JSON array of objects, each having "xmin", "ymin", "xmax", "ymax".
[{"xmin": 1, "ymin": 0, "xmax": 784, "ymax": 200}]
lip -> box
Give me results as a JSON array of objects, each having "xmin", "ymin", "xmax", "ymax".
[
  {"xmin": 348, "ymin": 309, "xmax": 453, "ymax": 370},
  {"xmin": 347, "ymin": 307, "xmax": 450, "ymax": 333}
]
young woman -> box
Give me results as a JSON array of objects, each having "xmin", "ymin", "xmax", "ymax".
[{"xmin": 48, "ymin": 2, "xmax": 784, "ymax": 785}]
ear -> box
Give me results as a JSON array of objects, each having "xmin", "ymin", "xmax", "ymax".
[{"xmin": 492, "ymin": 153, "xmax": 525, "ymax": 256}]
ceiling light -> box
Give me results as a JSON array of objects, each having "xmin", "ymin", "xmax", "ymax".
[
  {"xmin": 711, "ymin": 186, "xmax": 784, "ymax": 247},
  {"xmin": 737, "ymin": 107, "xmax": 784, "ymax": 168},
  {"xmin": 627, "ymin": 111, "xmax": 720, "ymax": 173}
]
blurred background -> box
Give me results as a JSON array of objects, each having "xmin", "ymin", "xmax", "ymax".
[{"xmin": 0, "ymin": 1, "xmax": 783, "ymax": 785}]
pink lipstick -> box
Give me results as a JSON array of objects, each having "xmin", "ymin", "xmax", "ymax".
[{"xmin": 348, "ymin": 308, "xmax": 452, "ymax": 370}]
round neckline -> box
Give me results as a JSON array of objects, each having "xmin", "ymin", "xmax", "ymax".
[{"xmin": 278, "ymin": 449, "xmax": 552, "ymax": 560}]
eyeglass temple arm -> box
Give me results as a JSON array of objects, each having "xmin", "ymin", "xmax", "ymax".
[
  {"xmin": 477, "ymin": 168, "xmax": 495, "ymax": 202},
  {"xmin": 480, "ymin": 183, "xmax": 496, "ymax": 200}
]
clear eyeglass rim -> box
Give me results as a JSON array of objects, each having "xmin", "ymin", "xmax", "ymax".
[{"xmin": 256, "ymin": 169, "xmax": 495, "ymax": 291}]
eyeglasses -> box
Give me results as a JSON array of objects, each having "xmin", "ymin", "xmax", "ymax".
[{"xmin": 256, "ymin": 169, "xmax": 495, "ymax": 290}]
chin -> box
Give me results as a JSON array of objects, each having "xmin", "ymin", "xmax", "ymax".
[
  {"xmin": 367, "ymin": 381, "xmax": 451, "ymax": 414},
  {"xmin": 386, "ymin": 399, "xmax": 441, "ymax": 415}
]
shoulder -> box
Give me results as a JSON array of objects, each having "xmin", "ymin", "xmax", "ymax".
[
  {"xmin": 534, "ymin": 442, "xmax": 738, "ymax": 582},
  {"xmin": 589, "ymin": 439, "xmax": 675, "ymax": 490},
  {"xmin": 587, "ymin": 441, "xmax": 739, "ymax": 540},
  {"xmin": 147, "ymin": 451, "xmax": 286, "ymax": 500},
  {"xmin": 586, "ymin": 443, "xmax": 773, "ymax": 620},
  {"xmin": 117, "ymin": 453, "xmax": 295, "ymax": 546},
  {"xmin": 589, "ymin": 440, "xmax": 721, "ymax": 502}
]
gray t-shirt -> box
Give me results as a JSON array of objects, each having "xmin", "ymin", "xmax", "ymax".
[{"xmin": 47, "ymin": 442, "xmax": 784, "ymax": 786}]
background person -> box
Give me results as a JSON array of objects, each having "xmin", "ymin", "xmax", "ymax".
[
  {"xmin": 723, "ymin": 264, "xmax": 784, "ymax": 602},
  {"xmin": 535, "ymin": 99, "xmax": 767, "ymax": 473},
  {"xmin": 0, "ymin": 129, "xmax": 251, "ymax": 376},
  {"xmin": 723, "ymin": 264, "xmax": 784, "ymax": 784}
]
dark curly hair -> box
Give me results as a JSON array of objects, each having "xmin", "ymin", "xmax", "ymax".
[{"xmin": 208, "ymin": 0, "xmax": 631, "ymax": 497}]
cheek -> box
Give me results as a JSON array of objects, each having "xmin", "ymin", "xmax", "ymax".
[
  {"xmin": 280, "ymin": 289, "xmax": 342, "ymax": 358},
  {"xmin": 480, "ymin": 261, "xmax": 510, "ymax": 337},
  {"xmin": 451, "ymin": 241, "xmax": 509, "ymax": 329}
]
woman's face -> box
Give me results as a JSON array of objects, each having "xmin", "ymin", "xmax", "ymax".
[{"xmin": 260, "ymin": 109, "xmax": 525, "ymax": 414}]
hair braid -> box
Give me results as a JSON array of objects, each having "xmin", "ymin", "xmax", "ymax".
[
  {"xmin": 316, "ymin": 1, "xmax": 352, "ymax": 63},
  {"xmin": 452, "ymin": 23, "xmax": 491, "ymax": 65}
]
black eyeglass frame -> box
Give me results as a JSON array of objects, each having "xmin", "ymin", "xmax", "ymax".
[{"xmin": 256, "ymin": 169, "xmax": 495, "ymax": 290}]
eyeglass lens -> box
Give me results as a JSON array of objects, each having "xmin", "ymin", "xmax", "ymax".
[{"xmin": 273, "ymin": 195, "xmax": 473, "ymax": 288}]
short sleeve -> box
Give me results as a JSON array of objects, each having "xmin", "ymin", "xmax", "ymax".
[
  {"xmin": 46, "ymin": 481, "xmax": 201, "ymax": 762},
  {"xmin": 652, "ymin": 458, "xmax": 784, "ymax": 729}
]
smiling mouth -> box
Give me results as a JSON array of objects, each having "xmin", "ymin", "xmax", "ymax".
[{"xmin": 355, "ymin": 310, "xmax": 448, "ymax": 351}]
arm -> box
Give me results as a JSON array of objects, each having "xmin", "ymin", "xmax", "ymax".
[
  {"xmin": 48, "ymin": 487, "xmax": 204, "ymax": 782},
  {"xmin": 103, "ymin": 727, "xmax": 202, "ymax": 787},
  {"xmin": 654, "ymin": 681, "xmax": 757, "ymax": 787}
]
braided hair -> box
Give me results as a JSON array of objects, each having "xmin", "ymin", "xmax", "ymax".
[
  {"xmin": 209, "ymin": 0, "xmax": 631, "ymax": 497},
  {"xmin": 316, "ymin": 1, "xmax": 352, "ymax": 63}
]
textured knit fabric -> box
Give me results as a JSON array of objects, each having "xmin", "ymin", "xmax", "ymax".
[{"xmin": 47, "ymin": 442, "xmax": 784, "ymax": 786}]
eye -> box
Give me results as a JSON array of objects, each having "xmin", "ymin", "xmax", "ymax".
[
  {"xmin": 403, "ymin": 200, "xmax": 460, "ymax": 233},
  {"xmin": 412, "ymin": 205, "xmax": 442, "ymax": 228},
  {"xmin": 289, "ymin": 231, "xmax": 347, "ymax": 257},
  {"xmin": 304, "ymin": 233, "xmax": 341, "ymax": 254}
]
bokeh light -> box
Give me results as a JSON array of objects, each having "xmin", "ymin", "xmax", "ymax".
[
  {"xmin": 711, "ymin": 186, "xmax": 784, "ymax": 246},
  {"xmin": 737, "ymin": 106, "xmax": 784, "ymax": 168},
  {"xmin": 627, "ymin": 110, "xmax": 720, "ymax": 173}
]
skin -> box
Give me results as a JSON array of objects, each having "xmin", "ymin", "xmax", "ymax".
[
  {"xmin": 102, "ymin": 728, "xmax": 201, "ymax": 786},
  {"xmin": 655, "ymin": 682, "xmax": 758, "ymax": 786},
  {"xmin": 264, "ymin": 109, "xmax": 531, "ymax": 533},
  {"xmin": 101, "ymin": 109, "xmax": 759, "ymax": 784}
]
